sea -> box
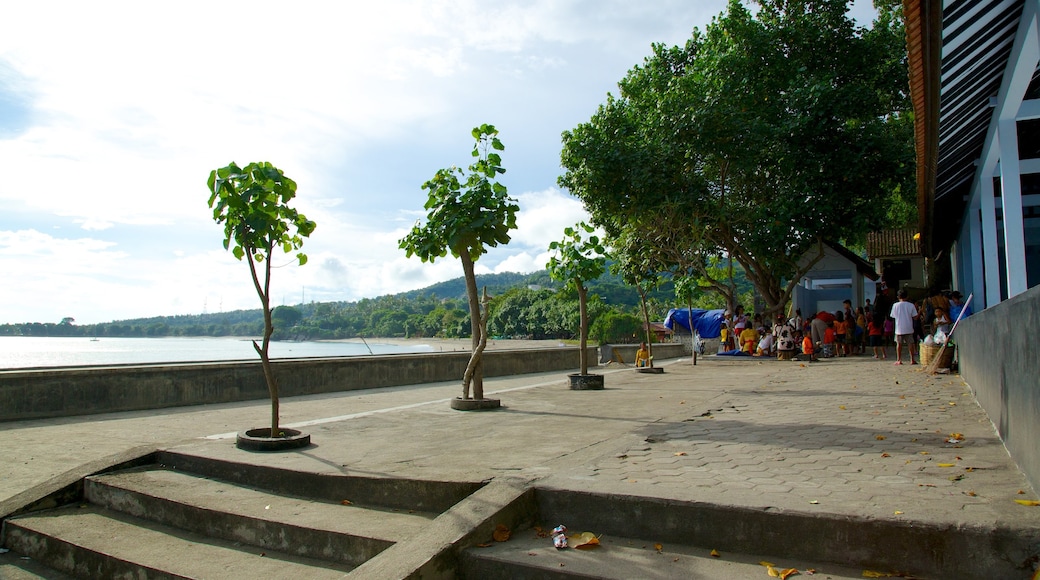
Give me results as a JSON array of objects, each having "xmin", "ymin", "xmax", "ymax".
[{"xmin": 0, "ymin": 336, "xmax": 433, "ymax": 370}]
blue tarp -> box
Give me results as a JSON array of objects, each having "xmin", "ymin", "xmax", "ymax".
[{"xmin": 663, "ymin": 308, "xmax": 726, "ymax": 339}]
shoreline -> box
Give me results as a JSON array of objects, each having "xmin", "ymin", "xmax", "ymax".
[{"xmin": 322, "ymin": 337, "xmax": 571, "ymax": 352}]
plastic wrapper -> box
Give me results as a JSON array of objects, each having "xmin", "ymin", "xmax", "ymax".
[{"xmin": 551, "ymin": 525, "xmax": 568, "ymax": 549}]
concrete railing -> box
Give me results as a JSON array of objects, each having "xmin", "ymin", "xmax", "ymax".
[
  {"xmin": 0, "ymin": 347, "xmax": 604, "ymax": 422},
  {"xmin": 955, "ymin": 285, "xmax": 1040, "ymax": 493}
]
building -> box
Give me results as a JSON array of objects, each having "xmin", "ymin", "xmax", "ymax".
[{"xmin": 905, "ymin": 0, "xmax": 1040, "ymax": 490}]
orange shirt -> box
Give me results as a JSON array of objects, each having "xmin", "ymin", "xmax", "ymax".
[{"xmin": 802, "ymin": 336, "xmax": 814, "ymax": 354}]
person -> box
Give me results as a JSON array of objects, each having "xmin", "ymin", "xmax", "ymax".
[
  {"xmin": 739, "ymin": 324, "xmax": 760, "ymax": 355},
  {"xmin": 635, "ymin": 342, "xmax": 650, "ymax": 367},
  {"xmin": 810, "ymin": 314, "xmax": 829, "ymax": 354},
  {"xmin": 949, "ymin": 291, "xmax": 972, "ymax": 322},
  {"xmin": 924, "ymin": 288, "xmax": 951, "ymax": 331},
  {"xmin": 720, "ymin": 321, "xmax": 733, "ymax": 352},
  {"xmin": 913, "ymin": 300, "xmax": 927, "ymax": 344},
  {"xmin": 890, "ymin": 289, "xmax": 919, "ymax": 365},
  {"xmin": 833, "ymin": 311, "xmax": 848, "ymax": 357},
  {"xmin": 801, "ymin": 331, "xmax": 816, "ymax": 362},
  {"xmin": 854, "ymin": 306, "xmax": 868, "ymax": 354},
  {"xmin": 933, "ymin": 308, "xmax": 951, "ymax": 335},
  {"xmin": 755, "ymin": 330, "xmax": 774, "ymax": 357},
  {"xmin": 732, "ymin": 305, "xmax": 748, "ymax": 336},
  {"xmin": 823, "ymin": 320, "xmax": 837, "ymax": 358},
  {"xmin": 868, "ymin": 312, "xmax": 886, "ymax": 359},
  {"xmin": 791, "ymin": 308, "xmax": 803, "ymax": 334},
  {"xmin": 883, "ymin": 315, "xmax": 895, "ymax": 348},
  {"xmin": 774, "ymin": 315, "xmax": 798, "ymax": 360}
]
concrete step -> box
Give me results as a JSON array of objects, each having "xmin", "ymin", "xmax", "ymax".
[
  {"xmin": 84, "ymin": 466, "xmax": 436, "ymax": 567},
  {"xmin": 0, "ymin": 548, "xmax": 77, "ymax": 580},
  {"xmin": 468, "ymin": 487, "xmax": 1035, "ymax": 580},
  {"xmin": 3, "ymin": 504, "xmax": 352, "ymax": 579},
  {"xmin": 459, "ymin": 530, "xmax": 866, "ymax": 579}
]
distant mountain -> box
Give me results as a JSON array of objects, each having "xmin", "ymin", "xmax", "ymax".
[{"xmin": 395, "ymin": 271, "xmax": 546, "ymax": 300}]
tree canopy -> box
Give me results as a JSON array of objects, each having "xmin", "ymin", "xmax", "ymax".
[{"xmin": 559, "ymin": 0, "xmax": 914, "ymax": 314}]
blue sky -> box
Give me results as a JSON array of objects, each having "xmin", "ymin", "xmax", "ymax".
[{"xmin": 0, "ymin": 0, "xmax": 875, "ymax": 325}]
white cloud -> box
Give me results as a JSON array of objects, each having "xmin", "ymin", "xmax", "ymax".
[{"xmin": 2, "ymin": 1, "xmax": 759, "ymax": 323}]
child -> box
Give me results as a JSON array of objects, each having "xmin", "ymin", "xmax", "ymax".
[
  {"xmin": 822, "ymin": 321, "xmax": 836, "ymax": 358},
  {"xmin": 801, "ymin": 332, "xmax": 816, "ymax": 361},
  {"xmin": 882, "ymin": 316, "xmax": 894, "ymax": 348},
  {"xmin": 868, "ymin": 313, "xmax": 886, "ymax": 359},
  {"xmin": 635, "ymin": 342, "xmax": 650, "ymax": 367},
  {"xmin": 933, "ymin": 308, "xmax": 951, "ymax": 336},
  {"xmin": 833, "ymin": 312, "xmax": 848, "ymax": 357}
]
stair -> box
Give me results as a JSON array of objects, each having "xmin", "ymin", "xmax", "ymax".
[
  {"xmin": 1, "ymin": 450, "xmax": 479, "ymax": 579},
  {"xmin": 456, "ymin": 487, "xmax": 1037, "ymax": 580},
  {"xmin": 459, "ymin": 531, "xmax": 866, "ymax": 580}
]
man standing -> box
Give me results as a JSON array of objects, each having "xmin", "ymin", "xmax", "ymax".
[
  {"xmin": 890, "ymin": 289, "xmax": 919, "ymax": 365},
  {"xmin": 949, "ymin": 291, "xmax": 972, "ymax": 322}
]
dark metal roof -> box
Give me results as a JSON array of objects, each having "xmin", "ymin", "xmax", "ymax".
[
  {"xmin": 906, "ymin": 0, "xmax": 1037, "ymax": 257},
  {"xmin": 866, "ymin": 229, "xmax": 921, "ymax": 259}
]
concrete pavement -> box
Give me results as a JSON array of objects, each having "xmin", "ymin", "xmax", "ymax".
[{"xmin": 2, "ymin": 352, "xmax": 1039, "ymax": 576}]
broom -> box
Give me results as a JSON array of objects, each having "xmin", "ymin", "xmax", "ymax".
[{"xmin": 925, "ymin": 292, "xmax": 973, "ymax": 374}]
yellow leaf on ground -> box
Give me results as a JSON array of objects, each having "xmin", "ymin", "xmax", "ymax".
[
  {"xmin": 674, "ymin": 451, "xmax": 688, "ymax": 456},
  {"xmin": 340, "ymin": 499, "xmax": 352, "ymax": 505},
  {"xmin": 759, "ymin": 561, "xmax": 775, "ymax": 567},
  {"xmin": 493, "ymin": 524, "xmax": 511, "ymax": 542},
  {"xmin": 862, "ymin": 571, "xmax": 894, "ymax": 578},
  {"xmin": 779, "ymin": 568, "xmax": 799, "ymax": 579},
  {"xmin": 938, "ymin": 463, "xmax": 956, "ymax": 468},
  {"xmin": 881, "ymin": 453, "xmax": 891, "ymax": 457},
  {"xmin": 1014, "ymin": 499, "xmax": 1040, "ymax": 506},
  {"xmin": 655, "ymin": 543, "xmax": 663, "ymax": 553},
  {"xmin": 710, "ymin": 549, "xmax": 720, "ymax": 557},
  {"xmin": 894, "ymin": 510, "xmax": 904, "ymax": 515},
  {"xmin": 568, "ymin": 532, "xmax": 600, "ymax": 549},
  {"xmin": 839, "ymin": 405, "xmax": 847, "ymax": 410},
  {"xmin": 766, "ymin": 564, "xmax": 781, "ymax": 577},
  {"xmin": 875, "ymin": 435, "xmax": 886, "ymax": 440}
]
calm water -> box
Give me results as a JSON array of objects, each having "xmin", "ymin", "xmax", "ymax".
[{"xmin": 0, "ymin": 337, "xmax": 433, "ymax": 370}]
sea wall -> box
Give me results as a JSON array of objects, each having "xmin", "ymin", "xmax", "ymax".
[
  {"xmin": 955, "ymin": 285, "xmax": 1040, "ymax": 492},
  {"xmin": 0, "ymin": 347, "xmax": 602, "ymax": 422},
  {"xmin": 598, "ymin": 342, "xmax": 687, "ymax": 364}
]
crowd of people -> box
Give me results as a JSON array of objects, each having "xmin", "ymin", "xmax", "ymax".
[{"xmin": 717, "ymin": 288, "xmax": 972, "ymax": 364}]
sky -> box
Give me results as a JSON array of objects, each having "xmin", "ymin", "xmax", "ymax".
[{"xmin": 1, "ymin": 1, "xmax": 876, "ymax": 325}]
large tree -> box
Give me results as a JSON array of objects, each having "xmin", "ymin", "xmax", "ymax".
[
  {"xmin": 399, "ymin": 124, "xmax": 518, "ymax": 402},
  {"xmin": 560, "ymin": 0, "xmax": 914, "ymax": 314}
]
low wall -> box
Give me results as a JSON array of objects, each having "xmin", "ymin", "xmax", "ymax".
[
  {"xmin": 0, "ymin": 347, "xmax": 599, "ymax": 422},
  {"xmin": 599, "ymin": 343, "xmax": 687, "ymax": 364},
  {"xmin": 955, "ymin": 285, "xmax": 1040, "ymax": 492}
]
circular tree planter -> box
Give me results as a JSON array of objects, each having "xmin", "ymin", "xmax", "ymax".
[
  {"xmin": 637, "ymin": 367, "xmax": 665, "ymax": 374},
  {"xmin": 569, "ymin": 373, "xmax": 605, "ymax": 390},
  {"xmin": 236, "ymin": 428, "xmax": 311, "ymax": 452},
  {"xmin": 450, "ymin": 397, "xmax": 502, "ymax": 411}
]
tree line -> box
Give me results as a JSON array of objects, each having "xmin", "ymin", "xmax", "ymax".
[{"xmin": 0, "ymin": 269, "xmax": 754, "ymax": 343}]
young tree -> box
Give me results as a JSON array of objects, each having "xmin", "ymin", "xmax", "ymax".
[
  {"xmin": 399, "ymin": 125, "xmax": 518, "ymax": 402},
  {"xmin": 547, "ymin": 222, "xmax": 608, "ymax": 375},
  {"xmin": 207, "ymin": 161, "xmax": 316, "ymax": 438}
]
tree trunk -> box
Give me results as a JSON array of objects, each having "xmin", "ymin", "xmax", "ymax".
[
  {"xmin": 637, "ymin": 283, "xmax": 653, "ymax": 367},
  {"xmin": 248, "ymin": 246, "xmax": 280, "ymax": 436},
  {"xmin": 577, "ymin": 280, "xmax": 589, "ymax": 375},
  {"xmin": 460, "ymin": 251, "xmax": 483, "ymax": 399},
  {"xmin": 462, "ymin": 288, "xmax": 490, "ymax": 395}
]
